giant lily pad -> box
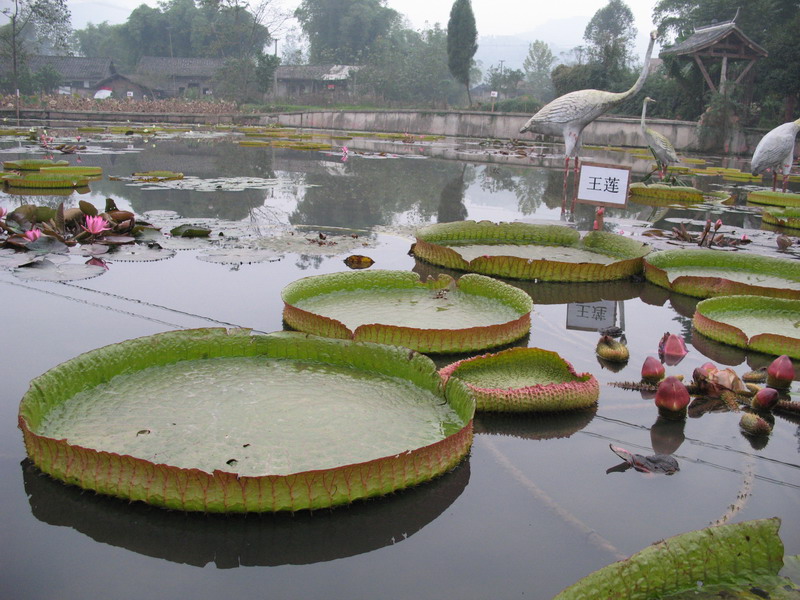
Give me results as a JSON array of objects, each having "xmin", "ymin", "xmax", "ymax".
[
  {"xmin": 18, "ymin": 329, "xmax": 475, "ymax": 513},
  {"xmin": 2, "ymin": 172, "xmax": 90, "ymax": 189},
  {"xmin": 554, "ymin": 518, "xmax": 786, "ymax": 599},
  {"xmin": 413, "ymin": 221, "xmax": 649, "ymax": 282},
  {"xmin": 644, "ymin": 249, "xmax": 800, "ymax": 299},
  {"xmin": 282, "ymin": 270, "xmax": 532, "ymax": 353},
  {"xmin": 3, "ymin": 159, "xmax": 70, "ymax": 170},
  {"xmin": 439, "ymin": 347, "xmax": 598, "ymax": 413},
  {"xmin": 693, "ymin": 295, "xmax": 800, "ymax": 358},
  {"xmin": 761, "ymin": 207, "xmax": 800, "ymax": 230},
  {"xmin": 748, "ymin": 190, "xmax": 800, "ymax": 207}
]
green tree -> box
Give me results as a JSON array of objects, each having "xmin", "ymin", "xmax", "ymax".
[
  {"xmin": 522, "ymin": 40, "xmax": 556, "ymax": 102},
  {"xmin": 446, "ymin": 0, "xmax": 478, "ymax": 106},
  {"xmin": 0, "ymin": 0, "xmax": 71, "ymax": 94},
  {"xmin": 295, "ymin": 0, "xmax": 399, "ymax": 64},
  {"xmin": 484, "ymin": 65, "xmax": 523, "ymax": 99},
  {"xmin": 583, "ymin": 0, "xmax": 636, "ymax": 85}
]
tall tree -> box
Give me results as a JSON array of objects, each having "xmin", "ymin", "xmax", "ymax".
[
  {"xmin": 583, "ymin": 0, "xmax": 636, "ymax": 82},
  {"xmin": 295, "ymin": 0, "xmax": 399, "ymax": 64},
  {"xmin": 0, "ymin": 0, "xmax": 71, "ymax": 94},
  {"xmin": 446, "ymin": 0, "xmax": 477, "ymax": 106},
  {"xmin": 522, "ymin": 40, "xmax": 556, "ymax": 103}
]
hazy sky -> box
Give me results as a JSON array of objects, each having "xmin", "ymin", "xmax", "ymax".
[{"xmin": 64, "ymin": 0, "xmax": 661, "ymax": 55}]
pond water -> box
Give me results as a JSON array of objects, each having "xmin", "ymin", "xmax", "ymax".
[{"xmin": 1, "ymin": 127, "xmax": 799, "ymax": 600}]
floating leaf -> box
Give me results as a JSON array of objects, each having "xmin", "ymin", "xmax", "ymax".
[
  {"xmin": 13, "ymin": 259, "xmax": 107, "ymax": 282},
  {"xmin": 78, "ymin": 200, "xmax": 98, "ymax": 216},
  {"xmin": 170, "ymin": 224, "xmax": 211, "ymax": 238},
  {"xmin": 197, "ymin": 248, "xmax": 283, "ymax": 265},
  {"xmin": 105, "ymin": 244, "xmax": 176, "ymax": 262},
  {"xmin": 343, "ymin": 255, "xmax": 375, "ymax": 269}
]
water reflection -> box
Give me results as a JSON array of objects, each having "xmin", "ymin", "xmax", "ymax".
[{"xmin": 23, "ymin": 457, "xmax": 469, "ymax": 568}]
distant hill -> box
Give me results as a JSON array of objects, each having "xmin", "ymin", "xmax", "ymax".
[{"xmin": 475, "ymin": 16, "xmax": 587, "ymax": 73}]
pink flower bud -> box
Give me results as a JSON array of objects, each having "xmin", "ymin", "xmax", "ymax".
[
  {"xmin": 767, "ymin": 355, "xmax": 795, "ymax": 389},
  {"xmin": 641, "ymin": 356, "xmax": 665, "ymax": 383},
  {"xmin": 655, "ymin": 376, "xmax": 690, "ymax": 416},
  {"xmin": 658, "ymin": 332, "xmax": 688, "ymax": 366},
  {"xmin": 751, "ymin": 387, "xmax": 779, "ymax": 412}
]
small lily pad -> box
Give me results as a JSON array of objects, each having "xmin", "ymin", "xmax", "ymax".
[
  {"xmin": 197, "ymin": 248, "xmax": 283, "ymax": 265},
  {"xmin": 105, "ymin": 244, "xmax": 177, "ymax": 262},
  {"xmin": 170, "ymin": 224, "xmax": 211, "ymax": 238},
  {"xmin": 439, "ymin": 347, "xmax": 599, "ymax": 413},
  {"xmin": 12, "ymin": 259, "xmax": 107, "ymax": 282}
]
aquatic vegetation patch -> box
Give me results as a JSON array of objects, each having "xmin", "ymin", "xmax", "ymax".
[
  {"xmin": 439, "ymin": 347, "xmax": 598, "ymax": 413},
  {"xmin": 693, "ymin": 295, "xmax": 800, "ymax": 359},
  {"xmin": 761, "ymin": 207, "xmax": 800, "ymax": 230},
  {"xmin": 3, "ymin": 172, "xmax": 90, "ymax": 189},
  {"xmin": 12, "ymin": 258, "xmax": 107, "ymax": 282},
  {"xmin": 18, "ymin": 329, "xmax": 475, "ymax": 512},
  {"xmin": 554, "ymin": 518, "xmax": 787, "ymax": 599},
  {"xmin": 629, "ymin": 183, "xmax": 706, "ymax": 203},
  {"xmin": 748, "ymin": 190, "xmax": 800, "ymax": 207},
  {"xmin": 644, "ymin": 249, "xmax": 800, "ymax": 299},
  {"xmin": 282, "ymin": 270, "xmax": 532, "ymax": 353},
  {"xmin": 3, "ymin": 158, "xmax": 70, "ymax": 170},
  {"xmin": 413, "ymin": 221, "xmax": 649, "ymax": 282}
]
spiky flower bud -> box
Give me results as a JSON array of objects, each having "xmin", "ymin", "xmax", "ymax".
[
  {"xmin": 641, "ymin": 356, "xmax": 665, "ymax": 383},
  {"xmin": 766, "ymin": 355, "xmax": 795, "ymax": 389},
  {"xmin": 751, "ymin": 387, "xmax": 779, "ymax": 412},
  {"xmin": 739, "ymin": 412, "xmax": 772, "ymax": 437},
  {"xmin": 655, "ymin": 376, "xmax": 690, "ymax": 417}
]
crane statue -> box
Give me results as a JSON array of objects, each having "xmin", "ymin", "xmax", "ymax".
[
  {"xmin": 641, "ymin": 97, "xmax": 678, "ymax": 180},
  {"xmin": 750, "ymin": 118, "xmax": 800, "ymax": 192},
  {"xmin": 519, "ymin": 31, "xmax": 658, "ymax": 205}
]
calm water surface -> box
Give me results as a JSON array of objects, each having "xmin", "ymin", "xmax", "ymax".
[{"xmin": 1, "ymin": 128, "xmax": 798, "ymax": 600}]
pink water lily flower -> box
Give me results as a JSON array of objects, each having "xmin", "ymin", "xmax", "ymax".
[
  {"xmin": 0, "ymin": 206, "xmax": 7, "ymax": 219},
  {"xmin": 82, "ymin": 215, "xmax": 110, "ymax": 236},
  {"xmin": 23, "ymin": 228, "xmax": 42, "ymax": 241}
]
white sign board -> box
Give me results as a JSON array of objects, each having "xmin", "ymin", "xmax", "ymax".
[
  {"xmin": 566, "ymin": 300, "xmax": 617, "ymax": 331},
  {"xmin": 490, "ymin": 90, "xmax": 498, "ymax": 98},
  {"xmin": 576, "ymin": 161, "xmax": 631, "ymax": 207}
]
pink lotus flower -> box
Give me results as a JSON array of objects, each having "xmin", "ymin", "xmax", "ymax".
[
  {"xmin": 82, "ymin": 215, "xmax": 110, "ymax": 236},
  {"xmin": 641, "ymin": 356, "xmax": 665, "ymax": 383},
  {"xmin": 0, "ymin": 206, "xmax": 7, "ymax": 219},
  {"xmin": 23, "ymin": 228, "xmax": 41, "ymax": 241},
  {"xmin": 655, "ymin": 376, "xmax": 690, "ymax": 416},
  {"xmin": 658, "ymin": 332, "xmax": 688, "ymax": 366},
  {"xmin": 767, "ymin": 355, "xmax": 795, "ymax": 389}
]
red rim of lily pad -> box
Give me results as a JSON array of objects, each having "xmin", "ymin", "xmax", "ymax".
[
  {"xmin": 413, "ymin": 220, "xmax": 649, "ymax": 282},
  {"xmin": 644, "ymin": 249, "xmax": 800, "ymax": 300},
  {"xmin": 18, "ymin": 328, "xmax": 476, "ymax": 513},
  {"xmin": 281, "ymin": 270, "xmax": 533, "ymax": 354},
  {"xmin": 692, "ymin": 295, "xmax": 800, "ymax": 359},
  {"xmin": 439, "ymin": 347, "xmax": 599, "ymax": 413}
]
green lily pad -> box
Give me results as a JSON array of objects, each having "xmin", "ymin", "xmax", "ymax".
[
  {"xmin": 761, "ymin": 207, "xmax": 800, "ymax": 230},
  {"xmin": 2, "ymin": 172, "xmax": 90, "ymax": 189},
  {"xmin": 629, "ymin": 182, "xmax": 706, "ymax": 203},
  {"xmin": 12, "ymin": 259, "xmax": 107, "ymax": 282},
  {"xmin": 439, "ymin": 347, "xmax": 598, "ymax": 413},
  {"xmin": 693, "ymin": 295, "xmax": 800, "ymax": 358},
  {"xmin": 3, "ymin": 159, "xmax": 70, "ymax": 170},
  {"xmin": 18, "ymin": 329, "xmax": 475, "ymax": 512},
  {"xmin": 282, "ymin": 270, "xmax": 532, "ymax": 354},
  {"xmin": 554, "ymin": 518, "xmax": 786, "ymax": 600},
  {"xmin": 644, "ymin": 249, "xmax": 800, "ymax": 299},
  {"xmin": 105, "ymin": 244, "xmax": 176, "ymax": 262},
  {"xmin": 414, "ymin": 221, "xmax": 649, "ymax": 282},
  {"xmin": 748, "ymin": 190, "xmax": 800, "ymax": 207},
  {"xmin": 197, "ymin": 248, "xmax": 283, "ymax": 265},
  {"xmin": 170, "ymin": 224, "xmax": 211, "ymax": 238}
]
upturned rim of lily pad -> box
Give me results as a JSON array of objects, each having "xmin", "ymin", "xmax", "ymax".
[
  {"xmin": 629, "ymin": 182, "xmax": 733, "ymax": 205},
  {"xmin": 644, "ymin": 249, "xmax": 800, "ymax": 300},
  {"xmin": 18, "ymin": 328, "xmax": 476, "ymax": 513},
  {"xmin": 761, "ymin": 206, "xmax": 800, "ymax": 230},
  {"xmin": 413, "ymin": 220, "xmax": 649, "ymax": 282},
  {"xmin": 693, "ymin": 295, "xmax": 800, "ymax": 359},
  {"xmin": 281, "ymin": 269, "xmax": 533, "ymax": 354},
  {"xmin": 553, "ymin": 518, "xmax": 784, "ymax": 599},
  {"xmin": 438, "ymin": 347, "xmax": 598, "ymax": 413},
  {"xmin": 747, "ymin": 190, "xmax": 800, "ymax": 207}
]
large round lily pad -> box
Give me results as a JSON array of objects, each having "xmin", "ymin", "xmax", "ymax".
[
  {"xmin": 413, "ymin": 221, "xmax": 649, "ymax": 282},
  {"xmin": 282, "ymin": 270, "xmax": 532, "ymax": 353},
  {"xmin": 747, "ymin": 190, "xmax": 800, "ymax": 207},
  {"xmin": 644, "ymin": 249, "xmax": 800, "ymax": 300},
  {"xmin": 693, "ymin": 295, "xmax": 800, "ymax": 358},
  {"xmin": 18, "ymin": 329, "xmax": 475, "ymax": 512},
  {"xmin": 761, "ymin": 207, "xmax": 800, "ymax": 230},
  {"xmin": 439, "ymin": 347, "xmax": 599, "ymax": 413}
]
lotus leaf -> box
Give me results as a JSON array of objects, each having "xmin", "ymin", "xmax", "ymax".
[
  {"xmin": 13, "ymin": 259, "xmax": 106, "ymax": 282},
  {"xmin": 282, "ymin": 270, "xmax": 532, "ymax": 353},
  {"xmin": 3, "ymin": 159, "xmax": 70, "ymax": 170},
  {"xmin": 439, "ymin": 347, "xmax": 598, "ymax": 412},
  {"xmin": 748, "ymin": 190, "xmax": 800, "ymax": 207},
  {"xmin": 18, "ymin": 329, "xmax": 475, "ymax": 512},
  {"xmin": 761, "ymin": 207, "xmax": 800, "ymax": 230},
  {"xmin": 554, "ymin": 518, "xmax": 785, "ymax": 600},
  {"xmin": 693, "ymin": 295, "xmax": 800, "ymax": 358},
  {"xmin": 413, "ymin": 221, "xmax": 649, "ymax": 282},
  {"xmin": 629, "ymin": 183, "xmax": 705, "ymax": 203},
  {"xmin": 644, "ymin": 249, "xmax": 800, "ymax": 299},
  {"xmin": 3, "ymin": 173, "xmax": 90, "ymax": 189}
]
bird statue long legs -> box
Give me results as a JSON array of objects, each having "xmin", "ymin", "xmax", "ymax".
[{"xmin": 751, "ymin": 118, "xmax": 800, "ymax": 192}]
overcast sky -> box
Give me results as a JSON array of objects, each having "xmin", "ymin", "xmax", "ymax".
[{"xmin": 64, "ymin": 0, "xmax": 661, "ymax": 55}]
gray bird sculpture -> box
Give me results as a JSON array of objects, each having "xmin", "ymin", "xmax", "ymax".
[
  {"xmin": 519, "ymin": 30, "xmax": 658, "ymax": 190},
  {"xmin": 751, "ymin": 118, "xmax": 800, "ymax": 192},
  {"xmin": 641, "ymin": 97, "xmax": 678, "ymax": 179}
]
